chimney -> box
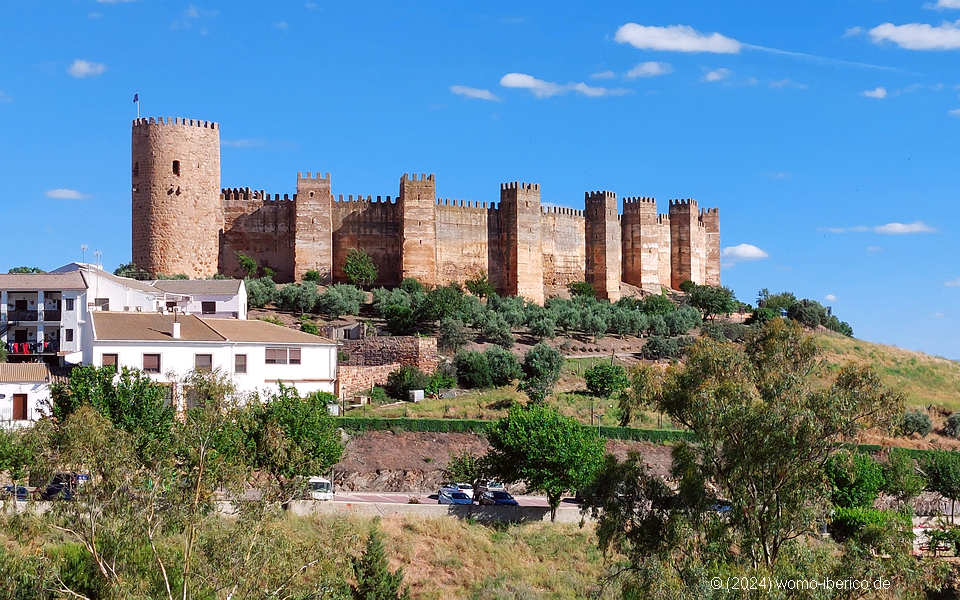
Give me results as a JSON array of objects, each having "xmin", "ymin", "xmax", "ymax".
[{"xmin": 171, "ymin": 321, "xmax": 181, "ymax": 339}]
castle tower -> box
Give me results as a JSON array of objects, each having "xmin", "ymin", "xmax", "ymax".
[
  {"xmin": 498, "ymin": 182, "xmax": 544, "ymax": 304},
  {"xmin": 399, "ymin": 173, "xmax": 437, "ymax": 286},
  {"xmin": 621, "ymin": 197, "xmax": 661, "ymax": 293},
  {"xmin": 131, "ymin": 117, "xmax": 221, "ymax": 278},
  {"xmin": 585, "ymin": 191, "xmax": 621, "ymax": 301},
  {"xmin": 294, "ymin": 172, "xmax": 333, "ymax": 282},
  {"xmin": 669, "ymin": 199, "xmax": 706, "ymax": 289},
  {"xmin": 700, "ymin": 208, "xmax": 721, "ymax": 287}
]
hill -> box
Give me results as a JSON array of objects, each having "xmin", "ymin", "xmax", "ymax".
[{"xmin": 816, "ymin": 331, "xmax": 960, "ymax": 410}]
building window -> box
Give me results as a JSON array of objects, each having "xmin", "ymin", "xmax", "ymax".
[
  {"xmin": 65, "ymin": 329, "xmax": 74, "ymax": 342},
  {"xmin": 266, "ymin": 347, "xmax": 300, "ymax": 365},
  {"xmin": 194, "ymin": 354, "xmax": 213, "ymax": 372},
  {"xmin": 172, "ymin": 160, "xmax": 180, "ymax": 176},
  {"xmin": 201, "ymin": 301, "xmax": 216, "ymax": 315},
  {"xmin": 14, "ymin": 299, "xmax": 26, "ymax": 311},
  {"xmin": 166, "ymin": 301, "xmax": 177, "ymax": 311},
  {"xmin": 143, "ymin": 354, "xmax": 161, "ymax": 373},
  {"xmin": 133, "ymin": 161, "xmax": 139, "ymax": 177},
  {"xmin": 289, "ymin": 347, "xmax": 301, "ymax": 365},
  {"xmin": 94, "ymin": 298, "xmax": 109, "ymax": 311},
  {"xmin": 235, "ymin": 354, "xmax": 247, "ymax": 374},
  {"xmin": 65, "ymin": 298, "xmax": 74, "ymax": 311},
  {"xmin": 102, "ymin": 353, "xmax": 118, "ymax": 367}
]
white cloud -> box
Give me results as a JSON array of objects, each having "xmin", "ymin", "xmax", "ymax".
[
  {"xmin": 703, "ymin": 68, "xmax": 731, "ymax": 82},
  {"xmin": 0, "ymin": 90, "xmax": 11, "ymax": 103},
  {"xmin": 869, "ymin": 21, "xmax": 960, "ymax": 50},
  {"xmin": 590, "ymin": 70, "xmax": 616, "ymax": 80},
  {"xmin": 769, "ymin": 78, "xmax": 808, "ymax": 89},
  {"xmin": 499, "ymin": 73, "xmax": 628, "ymax": 98},
  {"xmin": 46, "ymin": 188, "xmax": 90, "ymax": 200},
  {"xmin": 824, "ymin": 293, "xmax": 838, "ymax": 302},
  {"xmin": 304, "ymin": 1, "xmax": 319, "ymax": 9},
  {"xmin": 945, "ymin": 277, "xmax": 960, "ymax": 287},
  {"xmin": 928, "ymin": 0, "xmax": 960, "ymax": 9},
  {"xmin": 862, "ymin": 86, "xmax": 887, "ymax": 98},
  {"xmin": 722, "ymin": 243, "xmax": 769, "ymax": 262},
  {"xmin": 933, "ymin": 311, "xmax": 946, "ymax": 318},
  {"xmin": 949, "ymin": 108, "xmax": 960, "ymax": 116},
  {"xmin": 625, "ymin": 61, "xmax": 673, "ymax": 78},
  {"xmin": 614, "ymin": 23, "xmax": 741, "ymax": 53},
  {"xmin": 866, "ymin": 245, "xmax": 883, "ymax": 253},
  {"xmin": 450, "ymin": 85, "xmax": 500, "ymax": 102},
  {"xmin": 273, "ymin": 21, "xmax": 288, "ymax": 30},
  {"xmin": 874, "ymin": 221, "xmax": 936, "ymax": 234},
  {"xmin": 172, "ymin": 4, "xmax": 218, "ymax": 32},
  {"xmin": 843, "ymin": 26, "xmax": 864, "ymax": 37},
  {"xmin": 67, "ymin": 59, "xmax": 106, "ymax": 78}
]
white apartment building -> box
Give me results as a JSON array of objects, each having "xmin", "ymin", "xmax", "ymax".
[{"xmin": 151, "ymin": 279, "xmax": 247, "ymax": 319}]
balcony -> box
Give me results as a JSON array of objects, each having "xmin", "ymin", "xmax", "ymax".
[
  {"xmin": 43, "ymin": 310, "xmax": 62, "ymax": 321},
  {"xmin": 7, "ymin": 310, "xmax": 38, "ymax": 321},
  {"xmin": 6, "ymin": 341, "xmax": 60, "ymax": 355}
]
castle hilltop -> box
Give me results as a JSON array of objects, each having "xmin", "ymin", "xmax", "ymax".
[{"xmin": 131, "ymin": 116, "xmax": 721, "ymax": 303}]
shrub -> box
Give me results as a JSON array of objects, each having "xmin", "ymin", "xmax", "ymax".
[
  {"xmin": 245, "ymin": 276, "xmax": 277, "ymax": 309},
  {"xmin": 746, "ymin": 307, "xmax": 778, "ymax": 326},
  {"xmin": 582, "ymin": 310, "xmax": 608, "ymax": 341},
  {"xmin": 303, "ymin": 269, "xmax": 322, "ymax": 283},
  {"xmin": 465, "ymin": 271, "xmax": 495, "ymax": 299},
  {"xmin": 584, "ymin": 363, "xmax": 630, "ymax": 399},
  {"xmin": 236, "ymin": 252, "xmax": 258, "ymax": 278},
  {"xmin": 277, "ymin": 282, "xmax": 319, "ymax": 315},
  {"xmin": 701, "ymin": 322, "xmax": 751, "ymax": 343},
  {"xmin": 425, "ymin": 370, "xmax": 456, "ymax": 396},
  {"xmin": 438, "ymin": 317, "xmax": 468, "ymax": 352},
  {"xmin": 567, "ymin": 281, "xmax": 595, "ymax": 298},
  {"xmin": 351, "ymin": 527, "xmax": 410, "ymax": 599},
  {"xmin": 481, "ymin": 312, "xmax": 514, "ymax": 348},
  {"xmin": 368, "ymin": 387, "xmax": 389, "ymax": 404},
  {"xmin": 385, "ymin": 366, "xmax": 430, "ymax": 401},
  {"xmin": 824, "ymin": 449, "xmax": 885, "ymax": 509},
  {"xmin": 400, "ymin": 277, "xmax": 424, "ymax": 294},
  {"xmin": 689, "ymin": 284, "xmax": 737, "ymax": 320},
  {"xmin": 299, "ymin": 317, "xmax": 319, "ymax": 336},
  {"xmin": 316, "ymin": 284, "xmax": 363, "ymax": 318},
  {"xmin": 787, "ymin": 299, "xmax": 828, "ymax": 329},
  {"xmin": 384, "ymin": 304, "xmax": 418, "ymax": 335},
  {"xmin": 640, "ymin": 294, "xmax": 674, "ymax": 316},
  {"xmin": 882, "ymin": 448, "xmax": 926, "ymax": 503},
  {"xmin": 830, "ymin": 507, "xmax": 910, "ymax": 543},
  {"xmin": 528, "ymin": 314, "xmax": 557, "ymax": 340},
  {"xmin": 519, "ymin": 343, "xmax": 564, "ymax": 403},
  {"xmin": 946, "ymin": 412, "xmax": 960, "ymax": 439},
  {"xmin": 645, "ymin": 314, "xmax": 668, "ymax": 337},
  {"xmin": 641, "ymin": 336, "xmax": 685, "ymax": 360},
  {"xmin": 485, "ymin": 346, "xmax": 521, "ymax": 386},
  {"xmin": 454, "ymin": 351, "xmax": 492, "ymax": 389},
  {"xmin": 343, "ymin": 248, "xmax": 378, "ymax": 287},
  {"xmin": 488, "ymin": 295, "xmax": 526, "ymax": 327},
  {"xmin": 420, "ymin": 283, "xmax": 464, "ymax": 323},
  {"xmin": 901, "ymin": 409, "xmax": 932, "ymax": 437}
]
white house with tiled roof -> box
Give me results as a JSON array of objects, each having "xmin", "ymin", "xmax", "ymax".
[
  {"xmin": 85, "ymin": 312, "xmax": 337, "ymax": 401},
  {"xmin": 0, "ymin": 363, "xmax": 68, "ymax": 429}
]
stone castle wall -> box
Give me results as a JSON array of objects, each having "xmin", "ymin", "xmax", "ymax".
[{"xmin": 131, "ymin": 117, "xmax": 722, "ymax": 299}]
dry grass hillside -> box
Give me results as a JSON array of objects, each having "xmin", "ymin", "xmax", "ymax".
[{"xmin": 815, "ymin": 331, "xmax": 960, "ymax": 410}]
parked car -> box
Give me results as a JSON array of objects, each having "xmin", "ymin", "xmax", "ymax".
[
  {"xmin": 306, "ymin": 476, "xmax": 334, "ymax": 501},
  {"xmin": 477, "ymin": 490, "xmax": 519, "ymax": 506},
  {"xmin": 2, "ymin": 485, "xmax": 29, "ymax": 501},
  {"xmin": 474, "ymin": 479, "xmax": 505, "ymax": 499},
  {"xmin": 40, "ymin": 472, "xmax": 80, "ymax": 501},
  {"xmin": 454, "ymin": 482, "xmax": 474, "ymax": 496},
  {"xmin": 437, "ymin": 488, "xmax": 473, "ymax": 505}
]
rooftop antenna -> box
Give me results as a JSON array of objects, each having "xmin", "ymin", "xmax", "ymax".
[
  {"xmin": 94, "ymin": 249, "xmax": 102, "ymax": 271},
  {"xmin": 80, "ymin": 244, "xmax": 88, "ymax": 265}
]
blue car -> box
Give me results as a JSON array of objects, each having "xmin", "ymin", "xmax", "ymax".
[
  {"xmin": 2, "ymin": 485, "xmax": 29, "ymax": 501},
  {"xmin": 478, "ymin": 490, "xmax": 519, "ymax": 506},
  {"xmin": 438, "ymin": 488, "xmax": 473, "ymax": 505}
]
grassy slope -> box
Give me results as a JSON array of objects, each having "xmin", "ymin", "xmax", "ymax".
[{"xmin": 816, "ymin": 331, "xmax": 960, "ymax": 410}]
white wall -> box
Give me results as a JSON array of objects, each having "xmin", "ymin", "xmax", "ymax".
[
  {"xmin": 88, "ymin": 340, "xmax": 336, "ymax": 398},
  {"xmin": 165, "ymin": 291, "xmax": 246, "ymax": 320},
  {"xmin": 0, "ymin": 382, "xmax": 51, "ymax": 429},
  {"xmin": 81, "ymin": 271, "xmax": 160, "ymax": 314}
]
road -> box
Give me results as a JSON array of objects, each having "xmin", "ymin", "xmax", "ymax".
[{"xmin": 333, "ymin": 491, "xmax": 581, "ymax": 507}]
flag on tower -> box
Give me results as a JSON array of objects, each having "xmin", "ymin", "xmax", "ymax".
[{"xmin": 133, "ymin": 93, "xmax": 138, "ymax": 103}]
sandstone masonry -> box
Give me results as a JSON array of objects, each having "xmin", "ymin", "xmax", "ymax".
[{"xmin": 131, "ymin": 116, "xmax": 722, "ymax": 298}]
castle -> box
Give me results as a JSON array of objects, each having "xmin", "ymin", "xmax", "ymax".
[{"xmin": 131, "ymin": 117, "xmax": 721, "ymax": 303}]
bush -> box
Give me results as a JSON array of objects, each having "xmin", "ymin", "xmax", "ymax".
[
  {"xmin": 481, "ymin": 312, "xmax": 514, "ymax": 348},
  {"xmin": 584, "ymin": 363, "xmax": 630, "ymax": 399},
  {"xmin": 385, "ymin": 366, "xmax": 430, "ymax": 401},
  {"xmin": 901, "ymin": 409, "xmax": 932, "ymax": 437},
  {"xmin": 277, "ymin": 282, "xmax": 319, "ymax": 315},
  {"xmin": 454, "ymin": 351, "xmax": 492, "ymax": 389},
  {"xmin": 567, "ymin": 281, "xmax": 596, "ymax": 298},
  {"xmin": 316, "ymin": 284, "xmax": 363, "ymax": 318},
  {"xmin": 343, "ymin": 248, "xmax": 378, "ymax": 287},
  {"xmin": 384, "ymin": 304, "xmax": 418, "ymax": 335},
  {"xmin": 400, "ymin": 277, "xmax": 424, "ymax": 295},
  {"xmin": 245, "ymin": 276, "xmax": 277, "ymax": 309},
  {"xmin": 438, "ymin": 317, "xmax": 469, "ymax": 352},
  {"xmin": 678, "ymin": 280, "xmax": 696, "ymax": 293},
  {"xmin": 830, "ymin": 507, "xmax": 910, "ymax": 543},
  {"xmin": 701, "ymin": 321, "xmax": 751, "ymax": 342},
  {"xmin": 425, "ymin": 370, "xmax": 456, "ymax": 396},
  {"xmin": 824, "ymin": 449, "xmax": 885, "ymax": 509},
  {"xmin": 488, "ymin": 295, "xmax": 526, "ymax": 327},
  {"xmin": 528, "ymin": 314, "xmax": 557, "ymax": 340},
  {"xmin": 640, "ymin": 294, "xmax": 674, "ymax": 316},
  {"xmin": 236, "ymin": 252, "xmax": 258, "ymax": 278},
  {"xmin": 420, "ymin": 283, "xmax": 464, "ymax": 323},
  {"xmin": 368, "ymin": 387, "xmax": 389, "ymax": 404},
  {"xmin": 664, "ymin": 306, "xmax": 700, "ymax": 336},
  {"xmin": 689, "ymin": 284, "xmax": 737, "ymax": 320},
  {"xmin": 519, "ymin": 343, "xmax": 564, "ymax": 403},
  {"xmin": 787, "ymin": 299, "xmax": 828, "ymax": 329},
  {"xmin": 303, "ymin": 270, "xmax": 322, "ymax": 283},
  {"xmin": 746, "ymin": 307, "xmax": 778, "ymax": 326},
  {"xmin": 299, "ymin": 317, "xmax": 319, "ymax": 336},
  {"xmin": 485, "ymin": 346, "xmax": 521, "ymax": 386},
  {"xmin": 582, "ymin": 310, "xmax": 608, "ymax": 341},
  {"xmin": 645, "ymin": 314, "xmax": 668, "ymax": 337},
  {"xmin": 641, "ymin": 336, "xmax": 689, "ymax": 360},
  {"xmin": 465, "ymin": 271, "xmax": 495, "ymax": 299},
  {"xmin": 946, "ymin": 413, "xmax": 960, "ymax": 439}
]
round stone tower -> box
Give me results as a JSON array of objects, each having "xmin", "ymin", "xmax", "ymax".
[{"xmin": 131, "ymin": 116, "xmax": 221, "ymax": 278}]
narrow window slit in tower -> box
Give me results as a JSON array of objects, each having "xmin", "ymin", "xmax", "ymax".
[
  {"xmin": 173, "ymin": 160, "xmax": 181, "ymax": 176},
  {"xmin": 133, "ymin": 162, "xmax": 139, "ymax": 177}
]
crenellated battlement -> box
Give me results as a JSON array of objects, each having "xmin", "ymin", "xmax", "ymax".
[
  {"xmin": 541, "ymin": 205, "xmax": 584, "ymax": 217},
  {"xmin": 500, "ymin": 182, "xmax": 540, "ymax": 191},
  {"xmin": 401, "ymin": 173, "xmax": 435, "ymax": 182},
  {"xmin": 585, "ymin": 190, "xmax": 616, "ymax": 202},
  {"xmin": 700, "ymin": 207, "xmax": 718, "ymax": 215},
  {"xmin": 622, "ymin": 196, "xmax": 656, "ymax": 205},
  {"xmin": 335, "ymin": 194, "xmax": 397, "ymax": 205},
  {"xmin": 132, "ymin": 116, "xmax": 218, "ymax": 129},
  {"xmin": 220, "ymin": 187, "xmax": 294, "ymax": 202},
  {"xmin": 297, "ymin": 171, "xmax": 331, "ymax": 182},
  {"xmin": 657, "ymin": 213, "xmax": 670, "ymax": 225},
  {"xmin": 436, "ymin": 198, "xmax": 490, "ymax": 209},
  {"xmin": 668, "ymin": 198, "xmax": 698, "ymax": 208}
]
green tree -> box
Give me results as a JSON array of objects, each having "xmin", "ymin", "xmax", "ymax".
[
  {"xmin": 519, "ymin": 343, "xmax": 563, "ymax": 403},
  {"xmin": 317, "ymin": 284, "xmax": 363, "ymax": 318},
  {"xmin": 438, "ymin": 316, "xmax": 469, "ymax": 352},
  {"xmin": 678, "ymin": 279, "xmax": 696, "ymax": 293},
  {"xmin": 399, "ymin": 277, "xmax": 424, "ymax": 295},
  {"xmin": 385, "ymin": 366, "xmax": 430, "ymax": 400},
  {"xmin": 528, "ymin": 313, "xmax": 557, "ymax": 340},
  {"xmin": 278, "ymin": 281, "xmax": 320, "ymax": 315},
  {"xmin": 487, "ymin": 404, "xmax": 605, "ymax": 521},
  {"xmin": 420, "ymin": 283, "xmax": 464, "ymax": 323},
  {"xmin": 236, "ymin": 252, "xmax": 258, "ymax": 278},
  {"xmin": 343, "ymin": 248, "xmax": 378, "ymax": 288},
  {"xmin": 443, "ymin": 450, "xmax": 488, "ymax": 487},
  {"xmin": 883, "ymin": 447, "xmax": 926, "ymax": 506},
  {"xmin": 824, "ymin": 449, "xmax": 885, "ymax": 508},
  {"xmin": 902, "ymin": 409, "xmax": 933, "ymax": 436},
  {"xmin": 688, "ymin": 284, "xmax": 737, "ymax": 320},
  {"xmin": 454, "ymin": 351, "xmax": 492, "ymax": 389},
  {"xmin": 245, "ymin": 276, "xmax": 277, "ymax": 308},
  {"xmin": 8, "ymin": 266, "xmax": 45, "ymax": 274},
  {"xmin": 112, "ymin": 262, "xmax": 151, "ymax": 279},
  {"xmin": 640, "ymin": 293, "xmax": 674, "ymax": 316},
  {"xmin": 465, "ymin": 271, "xmax": 495, "ymax": 299},
  {"xmin": 584, "ymin": 362, "xmax": 629, "ymax": 399},
  {"xmin": 582, "ymin": 310, "xmax": 607, "ymax": 342},
  {"xmin": 618, "ymin": 364, "xmax": 662, "ymax": 427},
  {"xmin": 485, "ymin": 346, "xmax": 521, "ymax": 386},
  {"xmin": 567, "ymin": 281, "xmax": 596, "ymax": 298},
  {"xmin": 923, "ymin": 450, "xmax": 960, "ymax": 525},
  {"xmin": 351, "ymin": 525, "xmax": 411, "ymax": 600},
  {"xmin": 481, "ymin": 311, "xmax": 514, "ymax": 349},
  {"xmin": 303, "ymin": 269, "xmax": 323, "ymax": 283}
]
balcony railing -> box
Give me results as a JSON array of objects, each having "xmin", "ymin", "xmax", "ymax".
[
  {"xmin": 6, "ymin": 341, "xmax": 60, "ymax": 355},
  {"xmin": 7, "ymin": 310, "xmax": 38, "ymax": 321},
  {"xmin": 43, "ymin": 310, "xmax": 62, "ymax": 321}
]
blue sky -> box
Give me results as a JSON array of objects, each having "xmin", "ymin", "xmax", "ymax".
[{"xmin": 0, "ymin": 1, "xmax": 958, "ymax": 358}]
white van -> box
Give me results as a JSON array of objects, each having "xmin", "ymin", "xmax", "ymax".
[{"xmin": 307, "ymin": 477, "xmax": 334, "ymax": 501}]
